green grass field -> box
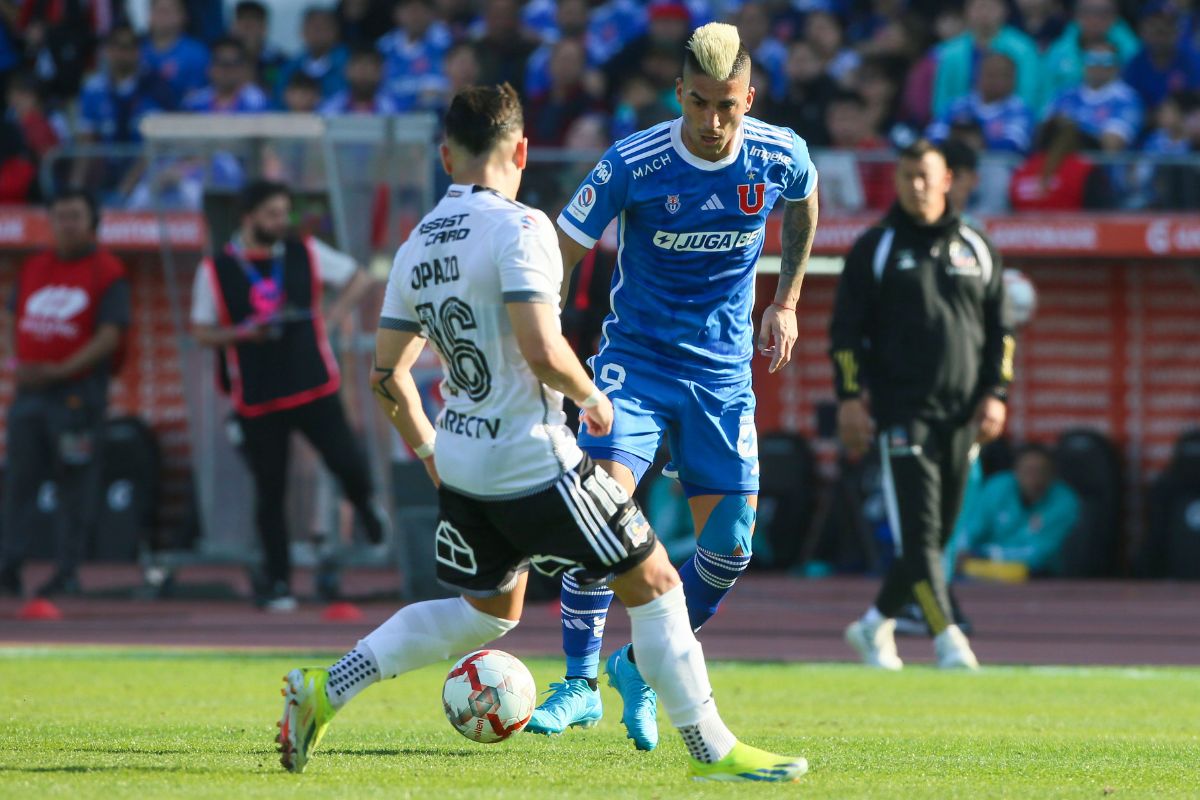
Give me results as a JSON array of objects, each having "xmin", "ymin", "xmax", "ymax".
[{"xmin": 1, "ymin": 648, "xmax": 1196, "ymax": 799}]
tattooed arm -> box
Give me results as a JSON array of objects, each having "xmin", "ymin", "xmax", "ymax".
[
  {"xmin": 757, "ymin": 188, "xmax": 819, "ymax": 373},
  {"xmin": 372, "ymin": 327, "xmax": 440, "ymax": 487}
]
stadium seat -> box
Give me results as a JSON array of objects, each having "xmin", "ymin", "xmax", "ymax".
[
  {"xmin": 1141, "ymin": 429, "xmax": 1200, "ymax": 580},
  {"xmin": 1054, "ymin": 429, "xmax": 1123, "ymax": 577},
  {"xmin": 754, "ymin": 432, "xmax": 818, "ymax": 571}
]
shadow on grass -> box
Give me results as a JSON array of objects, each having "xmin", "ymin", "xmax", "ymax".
[
  {"xmin": 322, "ymin": 747, "xmax": 485, "ymax": 759},
  {"xmin": 0, "ymin": 765, "xmax": 225, "ymax": 775}
]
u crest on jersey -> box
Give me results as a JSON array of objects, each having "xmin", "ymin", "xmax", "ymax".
[
  {"xmin": 737, "ymin": 183, "xmax": 765, "ymax": 215},
  {"xmin": 665, "ymin": 194, "xmax": 681, "ymax": 214}
]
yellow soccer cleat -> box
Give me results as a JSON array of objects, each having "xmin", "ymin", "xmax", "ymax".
[
  {"xmin": 689, "ymin": 741, "xmax": 809, "ymax": 783},
  {"xmin": 277, "ymin": 667, "xmax": 337, "ymax": 773}
]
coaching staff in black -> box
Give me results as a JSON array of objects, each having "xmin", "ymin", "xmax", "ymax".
[{"xmin": 831, "ymin": 139, "xmax": 1013, "ymax": 671}]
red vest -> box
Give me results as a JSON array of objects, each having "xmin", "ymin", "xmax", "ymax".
[{"xmin": 14, "ymin": 247, "xmax": 126, "ymax": 368}]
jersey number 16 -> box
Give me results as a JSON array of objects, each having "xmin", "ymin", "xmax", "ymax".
[{"xmin": 416, "ymin": 297, "xmax": 492, "ymax": 401}]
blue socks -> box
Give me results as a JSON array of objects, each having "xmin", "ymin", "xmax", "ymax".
[
  {"xmin": 677, "ymin": 495, "xmax": 755, "ymax": 631},
  {"xmin": 560, "ymin": 571, "xmax": 614, "ymax": 680}
]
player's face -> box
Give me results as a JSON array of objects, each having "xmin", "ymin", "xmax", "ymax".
[
  {"xmin": 895, "ymin": 152, "xmax": 951, "ymax": 223},
  {"xmin": 676, "ymin": 68, "xmax": 754, "ymax": 161}
]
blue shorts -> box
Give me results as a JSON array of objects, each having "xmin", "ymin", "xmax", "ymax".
[{"xmin": 579, "ymin": 353, "xmax": 759, "ymax": 497}]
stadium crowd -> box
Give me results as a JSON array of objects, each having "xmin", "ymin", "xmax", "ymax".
[{"xmin": 0, "ymin": 0, "xmax": 1199, "ymax": 209}]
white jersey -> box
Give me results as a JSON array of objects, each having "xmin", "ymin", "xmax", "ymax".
[{"xmin": 380, "ymin": 184, "xmax": 583, "ymax": 499}]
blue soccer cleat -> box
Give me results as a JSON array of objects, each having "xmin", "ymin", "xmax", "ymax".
[
  {"xmin": 605, "ymin": 644, "xmax": 659, "ymax": 751},
  {"xmin": 525, "ymin": 678, "xmax": 603, "ymax": 736}
]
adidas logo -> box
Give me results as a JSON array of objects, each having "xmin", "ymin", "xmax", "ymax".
[{"xmin": 700, "ymin": 194, "xmax": 725, "ymax": 211}]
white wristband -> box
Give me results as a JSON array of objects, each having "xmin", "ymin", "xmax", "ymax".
[
  {"xmin": 414, "ymin": 439, "xmax": 436, "ymax": 459},
  {"xmin": 579, "ymin": 389, "xmax": 604, "ymax": 409}
]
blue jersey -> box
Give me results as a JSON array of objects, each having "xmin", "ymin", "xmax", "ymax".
[
  {"xmin": 927, "ymin": 92, "xmax": 1034, "ymax": 153},
  {"xmin": 557, "ymin": 116, "xmax": 816, "ymax": 383},
  {"xmin": 1045, "ymin": 80, "xmax": 1143, "ymax": 148}
]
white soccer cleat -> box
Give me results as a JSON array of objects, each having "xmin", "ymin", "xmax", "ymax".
[
  {"xmin": 934, "ymin": 625, "xmax": 980, "ymax": 671},
  {"xmin": 845, "ymin": 618, "xmax": 904, "ymax": 671}
]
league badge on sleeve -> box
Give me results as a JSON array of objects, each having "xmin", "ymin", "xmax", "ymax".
[
  {"xmin": 566, "ymin": 184, "xmax": 596, "ymax": 223},
  {"xmin": 665, "ymin": 194, "xmax": 681, "ymax": 214}
]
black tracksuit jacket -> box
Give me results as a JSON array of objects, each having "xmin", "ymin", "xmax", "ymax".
[{"xmin": 829, "ymin": 204, "xmax": 1015, "ymax": 428}]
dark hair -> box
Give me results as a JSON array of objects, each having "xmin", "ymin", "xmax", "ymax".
[
  {"xmin": 979, "ymin": 49, "xmax": 1016, "ymax": 72},
  {"xmin": 234, "ymin": 1, "xmax": 268, "ymax": 19},
  {"xmin": 211, "ymin": 36, "xmax": 249, "ymax": 61},
  {"xmin": 1015, "ymin": 442, "xmax": 1055, "ymax": 466},
  {"xmin": 828, "ymin": 88, "xmax": 867, "ymax": 109},
  {"xmin": 898, "ymin": 137, "xmax": 947, "ymax": 164},
  {"xmin": 941, "ymin": 137, "xmax": 979, "ymax": 173},
  {"xmin": 238, "ymin": 179, "xmax": 290, "ymax": 218},
  {"xmin": 444, "ymin": 83, "xmax": 524, "ymax": 156},
  {"xmin": 348, "ymin": 45, "xmax": 384, "ymax": 64},
  {"xmin": 286, "ymin": 71, "xmax": 321, "ymax": 92},
  {"xmin": 303, "ymin": 5, "xmax": 337, "ymax": 24},
  {"xmin": 48, "ymin": 189, "xmax": 101, "ymax": 231},
  {"xmin": 105, "ymin": 23, "xmax": 139, "ymax": 45}
]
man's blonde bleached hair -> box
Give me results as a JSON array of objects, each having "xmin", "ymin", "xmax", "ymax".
[{"xmin": 684, "ymin": 22, "xmax": 750, "ymax": 81}]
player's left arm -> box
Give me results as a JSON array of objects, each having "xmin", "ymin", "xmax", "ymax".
[
  {"xmin": 372, "ymin": 327, "xmax": 439, "ymax": 487},
  {"xmin": 758, "ymin": 188, "xmax": 818, "ymax": 374},
  {"xmin": 974, "ymin": 232, "xmax": 1014, "ymax": 444}
]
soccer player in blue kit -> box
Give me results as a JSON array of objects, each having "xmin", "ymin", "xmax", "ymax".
[{"xmin": 526, "ymin": 22, "xmax": 819, "ymax": 749}]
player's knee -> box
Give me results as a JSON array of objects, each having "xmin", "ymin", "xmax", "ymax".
[
  {"xmin": 610, "ymin": 543, "xmax": 679, "ymax": 606},
  {"xmin": 697, "ymin": 495, "xmax": 756, "ymax": 557}
]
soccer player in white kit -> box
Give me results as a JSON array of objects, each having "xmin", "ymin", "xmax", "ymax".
[{"xmin": 274, "ymin": 84, "xmax": 808, "ymax": 783}]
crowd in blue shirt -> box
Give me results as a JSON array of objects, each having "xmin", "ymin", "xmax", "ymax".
[{"xmin": 1, "ymin": 0, "xmax": 1198, "ymax": 207}]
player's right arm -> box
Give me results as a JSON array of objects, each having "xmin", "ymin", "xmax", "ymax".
[
  {"xmin": 373, "ymin": 240, "xmax": 439, "ymax": 486},
  {"xmin": 507, "ymin": 301, "xmax": 612, "ymax": 437},
  {"xmin": 372, "ymin": 326, "xmax": 439, "ymax": 487},
  {"xmin": 554, "ymin": 147, "xmax": 630, "ymax": 307}
]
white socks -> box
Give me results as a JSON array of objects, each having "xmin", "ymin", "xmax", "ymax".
[
  {"xmin": 325, "ymin": 597, "xmax": 518, "ymax": 710},
  {"xmin": 627, "ymin": 585, "xmax": 736, "ymax": 763},
  {"xmin": 863, "ymin": 606, "xmax": 887, "ymax": 626}
]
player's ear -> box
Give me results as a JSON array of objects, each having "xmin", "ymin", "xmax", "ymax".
[
  {"xmin": 675, "ymin": 76, "xmax": 684, "ymax": 106},
  {"xmin": 439, "ymin": 142, "xmax": 453, "ymax": 177},
  {"xmin": 745, "ymin": 83, "xmax": 755, "ymax": 111},
  {"xmin": 513, "ymin": 136, "xmax": 528, "ymax": 170}
]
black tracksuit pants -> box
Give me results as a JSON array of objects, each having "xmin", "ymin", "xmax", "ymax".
[
  {"xmin": 0, "ymin": 389, "xmax": 106, "ymax": 576},
  {"xmin": 236, "ymin": 394, "xmax": 373, "ymax": 586},
  {"xmin": 873, "ymin": 418, "xmax": 975, "ymax": 635}
]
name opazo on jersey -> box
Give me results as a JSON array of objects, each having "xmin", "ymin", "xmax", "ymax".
[{"xmin": 556, "ymin": 115, "xmax": 817, "ymax": 383}]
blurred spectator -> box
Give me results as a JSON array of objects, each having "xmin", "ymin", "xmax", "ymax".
[
  {"xmin": 754, "ymin": 39, "xmax": 837, "ymax": 146},
  {"xmin": 183, "ymin": 0, "xmax": 226, "ymax": 45},
  {"xmin": 856, "ymin": 8, "xmax": 929, "ymax": 65},
  {"xmin": 378, "ymin": 0, "xmax": 451, "ymax": 111},
  {"xmin": 1123, "ymin": 2, "xmax": 1200, "ymax": 111},
  {"xmin": 735, "ymin": 1, "xmax": 787, "ymax": 100},
  {"xmin": 6, "ymin": 72, "xmax": 66, "ymax": 161},
  {"xmin": 0, "ymin": 7, "xmax": 21, "ymax": 88},
  {"xmin": 847, "ymin": 0, "xmax": 909, "ymax": 47},
  {"xmin": 928, "ymin": 51, "xmax": 1034, "ymax": 153},
  {"xmin": 1135, "ymin": 91, "xmax": 1198, "ymax": 208},
  {"xmin": 472, "ymin": 0, "xmax": 539, "ymax": 93},
  {"xmin": 1013, "ymin": 0, "xmax": 1068, "ymax": 51},
  {"xmin": 611, "ymin": 73, "xmax": 677, "ymax": 140},
  {"xmin": 1044, "ymin": 41, "xmax": 1142, "ymax": 151},
  {"xmin": 1009, "ymin": 117, "xmax": 1112, "ymax": 210},
  {"xmin": 815, "ymin": 89, "xmax": 894, "ymax": 213},
  {"xmin": 141, "ymin": 0, "xmax": 210, "ymax": 108},
  {"xmin": 231, "ymin": 1, "xmax": 287, "ymax": 91},
  {"xmin": 435, "ymin": 0, "xmax": 479, "ymax": 41},
  {"xmin": 13, "ymin": 0, "xmax": 105, "ymax": 101},
  {"xmin": 282, "ymin": 71, "xmax": 322, "ymax": 113},
  {"xmin": 933, "ymin": 0, "xmax": 1040, "ymax": 118},
  {"xmin": 525, "ymin": 0, "xmax": 592, "ymax": 98},
  {"xmin": 0, "ymin": 119, "xmax": 36, "ymax": 202},
  {"xmin": 604, "ymin": 0, "xmax": 690, "ymax": 96},
  {"xmin": 79, "ymin": 24, "xmax": 171, "ymax": 145},
  {"xmin": 588, "ymin": 0, "xmax": 651, "ymax": 65},
  {"xmin": 337, "ymin": 0, "xmax": 394, "ymax": 49},
  {"xmin": 525, "ymin": 38, "xmax": 603, "ymax": 146},
  {"xmin": 0, "ymin": 190, "xmax": 129, "ymax": 599},
  {"xmin": 854, "ymin": 55, "xmax": 904, "ymax": 137},
  {"xmin": 899, "ymin": 6, "xmax": 964, "ymax": 129},
  {"xmin": 321, "ymin": 47, "xmax": 398, "ymax": 114},
  {"xmin": 182, "ymin": 37, "xmax": 269, "ymax": 113},
  {"xmin": 957, "ymin": 444, "xmax": 1080, "ymax": 577},
  {"xmin": 806, "ymin": 10, "xmax": 860, "ymax": 85},
  {"xmin": 942, "ymin": 136, "xmax": 981, "ymax": 216},
  {"xmin": 1041, "ymin": 0, "xmax": 1139, "ymax": 110},
  {"xmin": 275, "ymin": 6, "xmax": 348, "ymax": 102},
  {"xmin": 429, "ymin": 41, "xmax": 480, "ymax": 116}
]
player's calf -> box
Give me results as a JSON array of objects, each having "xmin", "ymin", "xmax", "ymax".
[{"xmin": 678, "ymin": 495, "xmax": 755, "ymax": 630}]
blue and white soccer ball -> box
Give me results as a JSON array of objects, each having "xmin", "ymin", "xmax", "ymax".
[
  {"xmin": 1003, "ymin": 268, "xmax": 1038, "ymax": 327},
  {"xmin": 442, "ymin": 649, "xmax": 536, "ymax": 743}
]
